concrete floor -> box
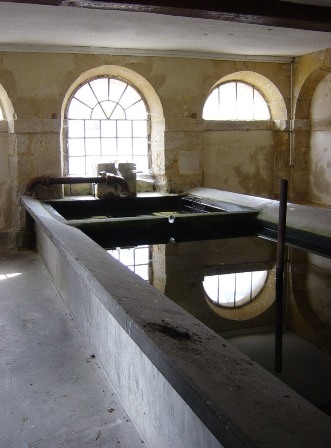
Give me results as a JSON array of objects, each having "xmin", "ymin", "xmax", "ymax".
[{"xmin": 0, "ymin": 250, "xmax": 146, "ymax": 448}]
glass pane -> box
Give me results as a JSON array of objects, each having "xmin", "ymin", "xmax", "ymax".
[
  {"xmin": 135, "ymin": 264, "xmax": 149, "ymax": 281},
  {"xmin": 86, "ymin": 156, "xmax": 102, "ymax": 175},
  {"xmin": 126, "ymin": 101, "xmax": 148, "ymax": 119},
  {"xmin": 202, "ymin": 275, "xmax": 219, "ymax": 303},
  {"xmin": 117, "ymin": 121, "xmax": 132, "ymax": 137},
  {"xmin": 133, "ymin": 156, "xmax": 149, "ymax": 172},
  {"xmin": 254, "ymin": 90, "xmax": 270, "ymax": 119},
  {"xmin": 69, "ymin": 157, "xmax": 85, "ymax": 175},
  {"xmin": 119, "ymin": 248, "xmax": 134, "ymax": 265},
  {"xmin": 90, "ymin": 78, "xmax": 109, "ymax": 102},
  {"xmin": 120, "ymin": 85, "xmax": 142, "ymax": 109},
  {"xmin": 218, "ymin": 274, "xmax": 235, "ymax": 306},
  {"xmin": 101, "ymin": 138, "xmax": 117, "ymax": 156},
  {"xmin": 91, "ymin": 103, "xmax": 108, "ymax": 120},
  {"xmin": 219, "ymin": 83, "xmax": 236, "ymax": 120},
  {"xmin": 133, "ymin": 120, "xmax": 148, "ymax": 137},
  {"xmin": 68, "ymin": 98, "xmax": 91, "ymax": 119},
  {"xmin": 110, "ymin": 105, "xmax": 125, "ymax": 119},
  {"xmin": 109, "ymin": 79, "xmax": 127, "ymax": 102},
  {"xmin": 68, "ymin": 138, "xmax": 85, "ymax": 156},
  {"xmin": 85, "ymin": 138, "xmax": 101, "ymax": 155},
  {"xmin": 133, "ymin": 138, "xmax": 148, "ymax": 155},
  {"xmin": 68, "ymin": 120, "xmax": 84, "ymax": 138},
  {"xmin": 118, "ymin": 138, "xmax": 132, "ymax": 156},
  {"xmin": 237, "ymin": 83, "xmax": 254, "ymax": 120},
  {"xmin": 101, "ymin": 101, "xmax": 117, "ymax": 119},
  {"xmin": 74, "ymin": 83, "xmax": 98, "ymax": 109},
  {"xmin": 85, "ymin": 120, "xmax": 100, "ymax": 137},
  {"xmin": 101, "ymin": 120, "xmax": 116, "ymax": 137},
  {"xmin": 235, "ymin": 272, "xmax": 252, "ymax": 304},
  {"xmin": 135, "ymin": 246, "xmax": 149, "ymax": 264},
  {"xmin": 202, "ymin": 90, "xmax": 219, "ymax": 120},
  {"xmin": 251, "ymin": 270, "xmax": 268, "ymax": 296}
]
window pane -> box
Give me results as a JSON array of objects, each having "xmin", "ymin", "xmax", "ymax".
[
  {"xmin": 126, "ymin": 101, "xmax": 148, "ymax": 119},
  {"xmin": 90, "ymin": 78, "xmax": 109, "ymax": 102},
  {"xmin": 68, "ymin": 98, "xmax": 91, "ymax": 119},
  {"xmin": 133, "ymin": 138, "xmax": 148, "ymax": 155},
  {"xmin": 135, "ymin": 264, "xmax": 149, "ymax": 281},
  {"xmin": 74, "ymin": 83, "xmax": 98, "ymax": 109},
  {"xmin": 135, "ymin": 246, "xmax": 149, "ymax": 264},
  {"xmin": 91, "ymin": 103, "xmax": 108, "ymax": 119},
  {"xmin": 119, "ymin": 248, "xmax": 134, "ymax": 265},
  {"xmin": 219, "ymin": 274, "xmax": 235, "ymax": 306},
  {"xmin": 120, "ymin": 85, "xmax": 142, "ymax": 109},
  {"xmin": 109, "ymin": 79, "xmax": 127, "ymax": 102},
  {"xmin": 68, "ymin": 120, "xmax": 84, "ymax": 138},
  {"xmin": 86, "ymin": 156, "xmax": 102, "ymax": 175},
  {"xmin": 117, "ymin": 121, "xmax": 132, "ymax": 137},
  {"xmin": 110, "ymin": 105, "xmax": 125, "ymax": 119},
  {"xmin": 118, "ymin": 138, "xmax": 132, "ymax": 156},
  {"xmin": 235, "ymin": 272, "xmax": 252, "ymax": 304},
  {"xmin": 101, "ymin": 138, "xmax": 116, "ymax": 156},
  {"xmin": 85, "ymin": 120, "xmax": 100, "ymax": 137},
  {"xmin": 68, "ymin": 138, "xmax": 85, "ymax": 156},
  {"xmin": 69, "ymin": 157, "xmax": 85, "ymax": 175},
  {"xmin": 254, "ymin": 90, "xmax": 270, "ymax": 119},
  {"xmin": 202, "ymin": 90, "xmax": 219, "ymax": 120},
  {"xmin": 101, "ymin": 120, "xmax": 116, "ymax": 137},
  {"xmin": 85, "ymin": 138, "xmax": 101, "ymax": 155},
  {"xmin": 133, "ymin": 120, "xmax": 148, "ymax": 137},
  {"xmin": 219, "ymin": 83, "xmax": 236, "ymax": 120},
  {"xmin": 237, "ymin": 83, "xmax": 254, "ymax": 120},
  {"xmin": 133, "ymin": 156, "xmax": 149, "ymax": 172}
]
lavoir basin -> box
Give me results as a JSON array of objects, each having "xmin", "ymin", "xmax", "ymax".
[{"xmin": 21, "ymin": 189, "xmax": 331, "ymax": 448}]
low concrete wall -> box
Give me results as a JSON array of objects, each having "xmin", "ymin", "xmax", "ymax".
[
  {"xmin": 22, "ymin": 195, "xmax": 331, "ymax": 448},
  {"xmin": 190, "ymin": 187, "xmax": 331, "ymax": 256}
]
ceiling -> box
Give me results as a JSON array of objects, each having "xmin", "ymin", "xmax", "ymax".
[{"xmin": 0, "ymin": 1, "xmax": 330, "ymax": 61}]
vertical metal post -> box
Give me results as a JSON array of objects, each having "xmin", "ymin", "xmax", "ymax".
[{"xmin": 275, "ymin": 179, "xmax": 288, "ymax": 373}]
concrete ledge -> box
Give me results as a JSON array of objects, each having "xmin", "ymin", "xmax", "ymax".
[
  {"xmin": 189, "ymin": 188, "xmax": 331, "ymax": 257},
  {"xmin": 22, "ymin": 195, "xmax": 331, "ymax": 448}
]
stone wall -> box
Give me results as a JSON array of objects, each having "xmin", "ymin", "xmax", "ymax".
[{"xmin": 0, "ymin": 48, "xmax": 330, "ymax": 248}]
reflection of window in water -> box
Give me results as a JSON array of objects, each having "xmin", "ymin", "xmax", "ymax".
[
  {"xmin": 108, "ymin": 245, "xmax": 150, "ymax": 281},
  {"xmin": 203, "ymin": 271, "xmax": 268, "ymax": 308}
]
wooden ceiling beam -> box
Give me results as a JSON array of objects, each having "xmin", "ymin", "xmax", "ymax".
[{"xmin": 1, "ymin": 0, "xmax": 330, "ymax": 32}]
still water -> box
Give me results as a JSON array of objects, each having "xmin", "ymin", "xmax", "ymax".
[{"xmin": 106, "ymin": 235, "xmax": 331, "ymax": 415}]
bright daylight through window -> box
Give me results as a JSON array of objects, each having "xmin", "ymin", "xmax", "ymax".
[
  {"xmin": 67, "ymin": 77, "xmax": 149, "ymax": 175},
  {"xmin": 203, "ymin": 270, "xmax": 268, "ymax": 308},
  {"xmin": 203, "ymin": 81, "xmax": 270, "ymax": 120}
]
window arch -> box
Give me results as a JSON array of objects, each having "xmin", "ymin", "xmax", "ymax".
[
  {"xmin": 67, "ymin": 76, "xmax": 150, "ymax": 176},
  {"xmin": 203, "ymin": 81, "xmax": 270, "ymax": 121},
  {"xmin": 203, "ymin": 270, "xmax": 268, "ymax": 308}
]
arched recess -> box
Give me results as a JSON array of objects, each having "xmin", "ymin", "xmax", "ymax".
[
  {"xmin": 293, "ymin": 65, "xmax": 331, "ymax": 204},
  {"xmin": 61, "ymin": 65, "xmax": 165, "ymax": 185},
  {"xmin": 0, "ymin": 83, "xmax": 16, "ymax": 248},
  {"xmin": 203, "ymin": 71, "xmax": 287, "ymax": 121},
  {"xmin": 0, "ymin": 83, "xmax": 15, "ymax": 121}
]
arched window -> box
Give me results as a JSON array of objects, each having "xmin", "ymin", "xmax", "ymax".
[
  {"xmin": 67, "ymin": 77, "xmax": 150, "ymax": 175},
  {"xmin": 203, "ymin": 270, "xmax": 268, "ymax": 308},
  {"xmin": 203, "ymin": 81, "xmax": 270, "ymax": 121}
]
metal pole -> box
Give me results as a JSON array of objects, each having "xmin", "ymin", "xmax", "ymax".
[{"xmin": 275, "ymin": 178, "xmax": 288, "ymax": 373}]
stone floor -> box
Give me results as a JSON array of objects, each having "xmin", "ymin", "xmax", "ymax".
[{"xmin": 0, "ymin": 250, "xmax": 146, "ymax": 448}]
